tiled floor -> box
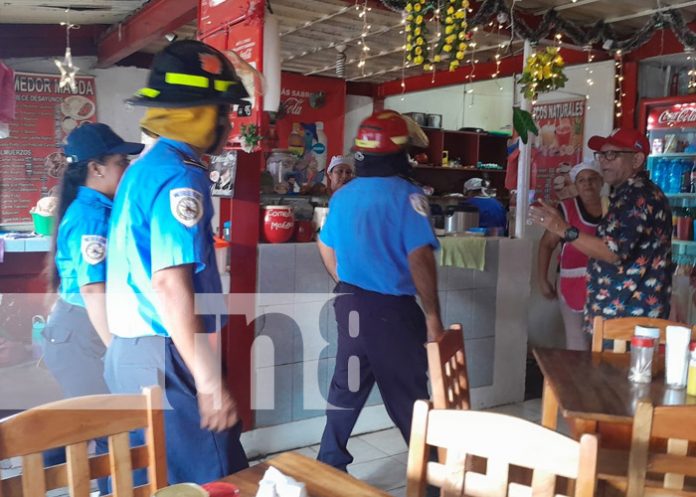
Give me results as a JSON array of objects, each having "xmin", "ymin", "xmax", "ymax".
[{"xmin": 255, "ymin": 398, "xmax": 565, "ymax": 497}]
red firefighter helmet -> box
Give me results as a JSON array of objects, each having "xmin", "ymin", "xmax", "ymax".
[{"xmin": 354, "ymin": 111, "xmax": 410, "ymax": 154}]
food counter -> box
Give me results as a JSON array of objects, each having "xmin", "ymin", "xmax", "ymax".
[{"xmin": 245, "ymin": 236, "xmax": 532, "ymax": 456}]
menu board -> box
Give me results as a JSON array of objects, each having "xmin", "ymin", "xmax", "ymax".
[
  {"xmin": 0, "ymin": 72, "xmax": 97, "ymax": 225},
  {"xmin": 531, "ymin": 98, "xmax": 586, "ymax": 201}
]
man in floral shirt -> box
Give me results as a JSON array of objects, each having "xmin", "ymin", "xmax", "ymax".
[{"xmin": 530, "ymin": 128, "xmax": 672, "ymax": 333}]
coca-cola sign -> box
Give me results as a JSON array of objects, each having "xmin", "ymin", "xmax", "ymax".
[{"xmin": 648, "ymin": 104, "xmax": 696, "ymax": 130}]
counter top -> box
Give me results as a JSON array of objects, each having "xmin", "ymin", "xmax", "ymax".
[{"xmin": 0, "ymin": 235, "xmax": 50, "ymax": 253}]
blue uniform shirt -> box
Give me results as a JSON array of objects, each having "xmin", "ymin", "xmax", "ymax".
[
  {"xmin": 320, "ymin": 176, "xmax": 439, "ymax": 296},
  {"xmin": 106, "ymin": 138, "xmax": 222, "ymax": 338},
  {"xmin": 463, "ymin": 196, "xmax": 507, "ymax": 230},
  {"xmin": 56, "ymin": 186, "xmax": 111, "ymax": 307}
]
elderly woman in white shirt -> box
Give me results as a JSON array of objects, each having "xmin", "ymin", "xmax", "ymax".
[{"xmin": 327, "ymin": 155, "xmax": 354, "ymax": 195}]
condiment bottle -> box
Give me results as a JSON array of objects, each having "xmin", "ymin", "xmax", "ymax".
[
  {"xmin": 629, "ymin": 336, "xmax": 655, "ymax": 384},
  {"xmin": 687, "ymin": 341, "xmax": 696, "ymax": 397}
]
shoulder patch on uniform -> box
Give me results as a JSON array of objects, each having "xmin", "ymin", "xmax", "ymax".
[
  {"xmin": 170, "ymin": 188, "xmax": 204, "ymax": 227},
  {"xmin": 409, "ymin": 193, "xmax": 430, "ymax": 217},
  {"xmin": 81, "ymin": 235, "xmax": 106, "ymax": 265}
]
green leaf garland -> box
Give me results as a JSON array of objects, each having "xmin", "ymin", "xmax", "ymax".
[{"xmin": 518, "ymin": 46, "xmax": 568, "ymax": 101}]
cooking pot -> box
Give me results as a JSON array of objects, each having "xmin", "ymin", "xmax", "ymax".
[
  {"xmin": 426, "ymin": 114, "xmax": 442, "ymax": 128},
  {"xmin": 445, "ymin": 205, "xmax": 479, "ymax": 233}
]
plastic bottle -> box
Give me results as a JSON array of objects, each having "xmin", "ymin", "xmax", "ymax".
[
  {"xmin": 653, "ymin": 158, "xmax": 665, "ymax": 190},
  {"xmin": 690, "ymin": 160, "xmax": 696, "ymax": 193},
  {"xmin": 668, "ymin": 159, "xmax": 681, "ymax": 193},
  {"xmin": 682, "ymin": 159, "xmax": 692, "ymax": 193},
  {"xmin": 687, "ymin": 342, "xmax": 696, "ymax": 397},
  {"xmin": 314, "ymin": 121, "xmax": 328, "ymax": 174}
]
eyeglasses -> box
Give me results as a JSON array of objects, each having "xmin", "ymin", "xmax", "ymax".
[{"xmin": 593, "ymin": 150, "xmax": 638, "ymax": 161}]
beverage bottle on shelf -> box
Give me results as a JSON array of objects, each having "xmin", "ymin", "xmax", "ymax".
[
  {"xmin": 682, "ymin": 159, "xmax": 692, "ymax": 193},
  {"xmin": 653, "ymin": 158, "xmax": 666, "ymax": 191},
  {"xmin": 668, "ymin": 159, "xmax": 682, "ymax": 194},
  {"xmin": 690, "ymin": 160, "xmax": 696, "ymax": 193}
]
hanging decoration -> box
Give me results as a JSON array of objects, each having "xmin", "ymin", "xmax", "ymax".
[
  {"xmin": 405, "ymin": 0, "xmax": 431, "ymax": 68},
  {"xmin": 518, "ymin": 46, "xmax": 568, "ymax": 102},
  {"xmin": 614, "ymin": 50, "xmax": 624, "ymax": 119},
  {"xmin": 357, "ymin": 0, "xmax": 371, "ymax": 74},
  {"xmin": 385, "ymin": 0, "xmax": 696, "ymax": 57},
  {"xmin": 687, "ymin": 48, "xmax": 696, "ymax": 94},
  {"xmin": 55, "ymin": 9, "xmax": 79, "ymax": 93},
  {"xmin": 436, "ymin": 0, "xmax": 469, "ymax": 71},
  {"xmin": 584, "ymin": 46, "xmax": 595, "ymax": 110}
]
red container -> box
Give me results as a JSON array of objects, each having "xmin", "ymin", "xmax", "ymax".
[
  {"xmin": 294, "ymin": 220, "xmax": 314, "ymax": 242},
  {"xmin": 262, "ymin": 205, "xmax": 295, "ymax": 243}
]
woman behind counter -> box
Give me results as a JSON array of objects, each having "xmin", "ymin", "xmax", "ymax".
[
  {"xmin": 42, "ymin": 123, "xmax": 143, "ymax": 486},
  {"xmin": 537, "ymin": 161, "xmax": 604, "ymax": 350},
  {"xmin": 327, "ymin": 154, "xmax": 354, "ymax": 195}
]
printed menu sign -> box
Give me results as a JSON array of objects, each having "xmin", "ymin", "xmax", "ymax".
[
  {"xmin": 0, "ymin": 72, "xmax": 97, "ymax": 225},
  {"xmin": 531, "ymin": 98, "xmax": 585, "ymax": 201}
]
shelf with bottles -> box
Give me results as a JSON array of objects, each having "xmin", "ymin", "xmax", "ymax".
[
  {"xmin": 672, "ymin": 240, "xmax": 696, "ymax": 267},
  {"xmin": 648, "ymin": 126, "xmax": 696, "ymax": 155},
  {"xmin": 650, "ymin": 153, "xmax": 696, "ymax": 158},
  {"xmin": 647, "ymin": 155, "xmax": 696, "ymax": 195}
]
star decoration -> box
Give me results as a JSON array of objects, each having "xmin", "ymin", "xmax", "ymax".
[{"xmin": 55, "ymin": 47, "xmax": 79, "ymax": 93}]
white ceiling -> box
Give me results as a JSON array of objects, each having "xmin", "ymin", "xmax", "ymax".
[{"xmin": 1, "ymin": 0, "xmax": 696, "ymax": 83}]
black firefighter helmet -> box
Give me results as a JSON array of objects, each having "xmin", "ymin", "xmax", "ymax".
[{"xmin": 127, "ymin": 39, "xmax": 249, "ymax": 108}]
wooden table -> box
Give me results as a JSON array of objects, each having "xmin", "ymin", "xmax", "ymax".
[
  {"xmin": 220, "ymin": 452, "xmax": 393, "ymax": 497},
  {"xmin": 533, "ymin": 348, "xmax": 696, "ymax": 447}
]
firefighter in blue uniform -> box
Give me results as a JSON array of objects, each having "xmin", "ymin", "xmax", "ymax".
[
  {"xmin": 104, "ymin": 40, "xmax": 249, "ymax": 484},
  {"xmin": 43, "ymin": 123, "xmax": 143, "ymax": 493},
  {"xmin": 316, "ymin": 110, "xmax": 445, "ymax": 470}
]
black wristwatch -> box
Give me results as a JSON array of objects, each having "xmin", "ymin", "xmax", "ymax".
[{"xmin": 563, "ymin": 226, "xmax": 580, "ymax": 243}]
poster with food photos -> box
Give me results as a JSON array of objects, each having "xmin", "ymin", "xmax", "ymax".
[
  {"xmin": 0, "ymin": 72, "xmax": 97, "ymax": 225},
  {"xmin": 531, "ymin": 98, "xmax": 585, "ymax": 202}
]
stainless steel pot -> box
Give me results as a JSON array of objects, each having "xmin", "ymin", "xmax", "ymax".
[
  {"xmin": 445, "ymin": 205, "xmax": 479, "ymax": 233},
  {"xmin": 427, "ymin": 114, "xmax": 442, "ymax": 128}
]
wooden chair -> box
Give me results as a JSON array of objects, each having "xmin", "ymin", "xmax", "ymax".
[
  {"xmin": 406, "ymin": 400, "xmax": 599, "ymax": 497},
  {"xmin": 427, "ymin": 324, "xmax": 470, "ymax": 410},
  {"xmin": 0, "ymin": 386, "xmax": 167, "ymax": 497},
  {"xmin": 626, "ymin": 400, "xmax": 696, "ymax": 497},
  {"xmin": 591, "ymin": 317, "xmax": 696, "ymax": 353}
]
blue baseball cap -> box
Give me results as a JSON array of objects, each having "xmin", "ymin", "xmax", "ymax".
[{"xmin": 63, "ymin": 123, "xmax": 144, "ymax": 163}]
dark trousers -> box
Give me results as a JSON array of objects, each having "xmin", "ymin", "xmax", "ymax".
[
  {"xmin": 317, "ymin": 282, "xmax": 429, "ymax": 471},
  {"xmin": 104, "ymin": 335, "xmax": 249, "ymax": 485},
  {"xmin": 42, "ymin": 299, "xmax": 109, "ymax": 494}
]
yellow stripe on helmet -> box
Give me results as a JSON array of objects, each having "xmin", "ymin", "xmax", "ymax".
[
  {"xmin": 390, "ymin": 136, "xmax": 408, "ymax": 145},
  {"xmin": 137, "ymin": 88, "xmax": 160, "ymax": 98},
  {"xmin": 214, "ymin": 80, "xmax": 237, "ymax": 91},
  {"xmin": 355, "ymin": 138, "xmax": 380, "ymax": 149},
  {"xmin": 165, "ymin": 73, "xmax": 209, "ymax": 88}
]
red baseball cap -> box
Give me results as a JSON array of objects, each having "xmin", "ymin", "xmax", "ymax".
[{"xmin": 588, "ymin": 128, "xmax": 650, "ymax": 154}]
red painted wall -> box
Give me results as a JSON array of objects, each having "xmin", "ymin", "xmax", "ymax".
[{"xmin": 275, "ymin": 72, "xmax": 346, "ymax": 161}]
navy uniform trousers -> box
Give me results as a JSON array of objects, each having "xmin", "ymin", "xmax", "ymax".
[
  {"xmin": 317, "ymin": 282, "xmax": 429, "ymax": 471},
  {"xmin": 104, "ymin": 335, "xmax": 249, "ymax": 485},
  {"xmin": 42, "ymin": 299, "xmax": 109, "ymax": 494}
]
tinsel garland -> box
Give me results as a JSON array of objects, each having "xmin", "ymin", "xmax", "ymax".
[{"xmin": 381, "ymin": 0, "xmax": 696, "ymax": 54}]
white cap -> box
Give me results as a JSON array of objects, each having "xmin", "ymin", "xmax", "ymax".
[
  {"xmin": 569, "ymin": 161, "xmax": 603, "ymax": 182},
  {"xmin": 327, "ymin": 154, "xmax": 354, "ymax": 173},
  {"xmin": 464, "ymin": 178, "xmax": 484, "ymax": 192}
]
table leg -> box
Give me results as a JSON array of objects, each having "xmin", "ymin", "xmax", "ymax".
[{"xmin": 540, "ymin": 378, "xmax": 559, "ymax": 429}]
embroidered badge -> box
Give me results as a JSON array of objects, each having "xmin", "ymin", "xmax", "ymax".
[
  {"xmin": 409, "ymin": 193, "xmax": 429, "ymax": 217},
  {"xmin": 170, "ymin": 188, "xmax": 204, "ymax": 227},
  {"xmin": 81, "ymin": 235, "xmax": 106, "ymax": 265}
]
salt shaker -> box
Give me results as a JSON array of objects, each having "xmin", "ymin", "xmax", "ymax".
[{"xmin": 629, "ymin": 336, "xmax": 655, "ymax": 384}]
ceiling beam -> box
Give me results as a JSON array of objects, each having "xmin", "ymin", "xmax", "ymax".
[
  {"xmin": 96, "ymin": 0, "xmax": 196, "ymax": 68},
  {"xmin": 606, "ymin": 0, "xmax": 696, "ymax": 23},
  {"xmin": 0, "ymin": 24, "xmax": 105, "ymax": 58}
]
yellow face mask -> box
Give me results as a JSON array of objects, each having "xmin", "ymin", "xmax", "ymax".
[{"xmin": 140, "ymin": 105, "xmax": 219, "ymax": 151}]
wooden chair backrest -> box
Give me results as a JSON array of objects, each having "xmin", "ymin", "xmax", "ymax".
[
  {"xmin": 626, "ymin": 401, "xmax": 696, "ymax": 497},
  {"xmin": 405, "ymin": 400, "xmax": 599, "ymax": 497},
  {"xmin": 591, "ymin": 317, "xmax": 696, "ymax": 353},
  {"xmin": 0, "ymin": 386, "xmax": 167, "ymax": 497},
  {"xmin": 427, "ymin": 324, "xmax": 470, "ymax": 410}
]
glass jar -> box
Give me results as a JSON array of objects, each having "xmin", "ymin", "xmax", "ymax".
[
  {"xmin": 687, "ymin": 342, "xmax": 696, "ymax": 397},
  {"xmin": 629, "ymin": 336, "xmax": 655, "ymax": 384}
]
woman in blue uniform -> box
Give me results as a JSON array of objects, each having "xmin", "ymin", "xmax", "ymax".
[
  {"xmin": 105, "ymin": 40, "xmax": 249, "ymax": 484},
  {"xmin": 42, "ymin": 123, "xmax": 143, "ymax": 490}
]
